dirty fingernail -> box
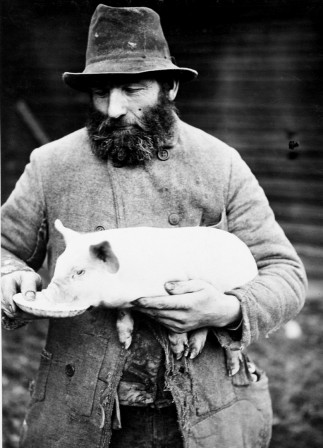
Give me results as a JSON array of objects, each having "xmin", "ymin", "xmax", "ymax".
[
  {"xmin": 25, "ymin": 291, "xmax": 36, "ymax": 301},
  {"xmin": 165, "ymin": 282, "xmax": 175, "ymax": 291}
]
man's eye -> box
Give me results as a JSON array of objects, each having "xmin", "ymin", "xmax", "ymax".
[
  {"xmin": 93, "ymin": 89, "xmax": 107, "ymax": 97},
  {"xmin": 124, "ymin": 87, "xmax": 143, "ymax": 93}
]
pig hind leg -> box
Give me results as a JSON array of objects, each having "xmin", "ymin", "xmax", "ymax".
[
  {"xmin": 185, "ymin": 328, "xmax": 208, "ymax": 359},
  {"xmin": 116, "ymin": 309, "xmax": 134, "ymax": 349},
  {"xmin": 168, "ymin": 331, "xmax": 189, "ymax": 359}
]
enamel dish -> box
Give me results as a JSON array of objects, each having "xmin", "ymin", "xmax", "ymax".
[{"xmin": 13, "ymin": 292, "xmax": 90, "ymax": 318}]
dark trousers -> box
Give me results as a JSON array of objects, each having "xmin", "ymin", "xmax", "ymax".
[{"xmin": 109, "ymin": 405, "xmax": 183, "ymax": 448}]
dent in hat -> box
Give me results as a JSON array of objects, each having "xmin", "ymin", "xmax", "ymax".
[{"xmin": 63, "ymin": 4, "xmax": 197, "ymax": 91}]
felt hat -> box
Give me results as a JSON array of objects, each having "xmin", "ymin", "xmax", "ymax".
[{"xmin": 63, "ymin": 4, "xmax": 198, "ymax": 91}]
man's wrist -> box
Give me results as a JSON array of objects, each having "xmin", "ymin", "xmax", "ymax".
[
  {"xmin": 1, "ymin": 258, "xmax": 34, "ymax": 277},
  {"xmin": 225, "ymin": 317, "xmax": 243, "ymax": 331},
  {"xmin": 217, "ymin": 294, "xmax": 242, "ymax": 328}
]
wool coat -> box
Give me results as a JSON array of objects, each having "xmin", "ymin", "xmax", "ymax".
[{"xmin": 1, "ymin": 118, "xmax": 307, "ymax": 447}]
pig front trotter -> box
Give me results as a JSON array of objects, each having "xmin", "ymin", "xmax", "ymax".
[
  {"xmin": 116, "ymin": 309, "xmax": 134, "ymax": 349},
  {"xmin": 168, "ymin": 332, "xmax": 189, "ymax": 360}
]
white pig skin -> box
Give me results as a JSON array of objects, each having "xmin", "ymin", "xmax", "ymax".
[
  {"xmin": 53, "ymin": 220, "xmax": 257, "ymax": 306},
  {"xmin": 48, "ymin": 220, "xmax": 258, "ymax": 358}
]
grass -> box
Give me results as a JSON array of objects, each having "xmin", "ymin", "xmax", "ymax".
[{"xmin": 2, "ymin": 296, "xmax": 323, "ymax": 447}]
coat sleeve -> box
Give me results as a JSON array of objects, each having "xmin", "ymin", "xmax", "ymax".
[
  {"xmin": 1, "ymin": 149, "xmax": 48, "ymax": 329},
  {"xmin": 1, "ymin": 149, "xmax": 48, "ymax": 271},
  {"xmin": 215, "ymin": 148, "xmax": 307, "ymax": 350}
]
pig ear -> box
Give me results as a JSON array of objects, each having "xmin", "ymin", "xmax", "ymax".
[
  {"xmin": 55, "ymin": 219, "xmax": 78, "ymax": 243},
  {"xmin": 90, "ymin": 241, "xmax": 120, "ymax": 273}
]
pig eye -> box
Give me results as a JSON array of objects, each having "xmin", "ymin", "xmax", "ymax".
[{"xmin": 76, "ymin": 269, "xmax": 85, "ymax": 276}]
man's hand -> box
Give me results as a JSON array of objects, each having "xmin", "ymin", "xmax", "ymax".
[
  {"xmin": 132, "ymin": 279, "xmax": 242, "ymax": 333},
  {"xmin": 1, "ymin": 271, "xmax": 43, "ymax": 320}
]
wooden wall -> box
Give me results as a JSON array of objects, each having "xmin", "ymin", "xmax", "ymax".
[
  {"xmin": 171, "ymin": 17, "xmax": 323, "ymax": 281},
  {"xmin": 2, "ymin": 1, "xmax": 323, "ymax": 282}
]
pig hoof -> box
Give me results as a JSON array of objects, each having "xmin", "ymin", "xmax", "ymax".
[
  {"xmin": 123, "ymin": 338, "xmax": 132, "ymax": 350},
  {"xmin": 189, "ymin": 348, "xmax": 200, "ymax": 359},
  {"xmin": 186, "ymin": 328, "xmax": 208, "ymax": 360},
  {"xmin": 116, "ymin": 309, "xmax": 134, "ymax": 350},
  {"xmin": 120, "ymin": 336, "xmax": 132, "ymax": 350},
  {"xmin": 168, "ymin": 332, "xmax": 188, "ymax": 359},
  {"xmin": 187, "ymin": 341, "xmax": 203, "ymax": 359}
]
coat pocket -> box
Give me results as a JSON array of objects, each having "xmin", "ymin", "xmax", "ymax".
[
  {"xmin": 232, "ymin": 358, "xmax": 273, "ymax": 448},
  {"xmin": 31, "ymin": 348, "xmax": 53, "ymax": 403},
  {"xmin": 187, "ymin": 338, "xmax": 237, "ymax": 419},
  {"xmin": 64, "ymin": 335, "xmax": 106, "ymax": 417},
  {"xmin": 190, "ymin": 364, "xmax": 272, "ymax": 448}
]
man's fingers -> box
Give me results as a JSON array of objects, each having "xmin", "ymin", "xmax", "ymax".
[
  {"xmin": 20, "ymin": 273, "xmax": 42, "ymax": 301},
  {"xmin": 153, "ymin": 317, "xmax": 187, "ymax": 333},
  {"xmin": 133, "ymin": 295, "xmax": 191, "ymax": 310},
  {"xmin": 131, "ymin": 280, "xmax": 210, "ymax": 309},
  {"xmin": 1, "ymin": 298, "xmax": 16, "ymax": 317},
  {"xmin": 1, "ymin": 271, "xmax": 42, "ymax": 318},
  {"xmin": 134, "ymin": 306, "xmax": 184, "ymax": 322},
  {"xmin": 165, "ymin": 279, "xmax": 209, "ymax": 295},
  {"xmin": 1, "ymin": 275, "xmax": 20, "ymax": 314}
]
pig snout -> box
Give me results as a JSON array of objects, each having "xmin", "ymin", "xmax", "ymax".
[{"xmin": 43, "ymin": 279, "xmax": 77, "ymax": 304}]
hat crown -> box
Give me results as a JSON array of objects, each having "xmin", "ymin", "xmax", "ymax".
[
  {"xmin": 62, "ymin": 4, "xmax": 197, "ymax": 90},
  {"xmin": 86, "ymin": 5, "xmax": 171, "ymax": 66}
]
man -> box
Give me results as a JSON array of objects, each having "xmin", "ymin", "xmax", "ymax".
[{"xmin": 1, "ymin": 5, "xmax": 307, "ymax": 448}]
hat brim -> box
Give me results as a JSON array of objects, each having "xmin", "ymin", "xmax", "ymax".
[{"xmin": 63, "ymin": 67, "xmax": 198, "ymax": 92}]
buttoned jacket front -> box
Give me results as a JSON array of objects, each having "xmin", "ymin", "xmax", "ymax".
[{"xmin": 1, "ymin": 119, "xmax": 307, "ymax": 447}]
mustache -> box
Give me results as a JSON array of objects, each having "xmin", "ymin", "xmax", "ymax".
[
  {"xmin": 86, "ymin": 89, "xmax": 178, "ymax": 165},
  {"xmin": 89, "ymin": 110, "xmax": 147, "ymax": 142}
]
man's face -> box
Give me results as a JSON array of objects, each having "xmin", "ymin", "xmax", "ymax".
[
  {"xmin": 92, "ymin": 78, "xmax": 160, "ymax": 125},
  {"xmin": 86, "ymin": 76, "xmax": 177, "ymax": 165}
]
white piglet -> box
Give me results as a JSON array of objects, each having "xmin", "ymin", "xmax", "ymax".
[{"xmin": 40, "ymin": 220, "xmax": 258, "ymax": 359}]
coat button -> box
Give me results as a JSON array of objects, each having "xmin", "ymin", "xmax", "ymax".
[
  {"xmin": 168, "ymin": 213, "xmax": 180, "ymax": 226},
  {"xmin": 157, "ymin": 149, "xmax": 169, "ymax": 161},
  {"xmin": 65, "ymin": 364, "xmax": 75, "ymax": 377},
  {"xmin": 95, "ymin": 225, "xmax": 105, "ymax": 231}
]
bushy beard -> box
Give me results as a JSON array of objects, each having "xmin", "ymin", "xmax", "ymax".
[{"xmin": 86, "ymin": 91, "xmax": 177, "ymax": 166}]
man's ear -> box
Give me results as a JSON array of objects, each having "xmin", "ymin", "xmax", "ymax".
[
  {"xmin": 168, "ymin": 79, "xmax": 179, "ymax": 101},
  {"xmin": 89, "ymin": 241, "xmax": 120, "ymax": 273}
]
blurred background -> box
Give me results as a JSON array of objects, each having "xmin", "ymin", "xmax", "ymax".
[{"xmin": 2, "ymin": 0, "xmax": 323, "ymax": 446}]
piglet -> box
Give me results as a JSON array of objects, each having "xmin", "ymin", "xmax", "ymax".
[{"xmin": 35, "ymin": 220, "xmax": 258, "ymax": 358}]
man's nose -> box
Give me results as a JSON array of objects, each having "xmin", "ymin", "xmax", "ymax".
[{"xmin": 106, "ymin": 88, "xmax": 127, "ymax": 119}]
